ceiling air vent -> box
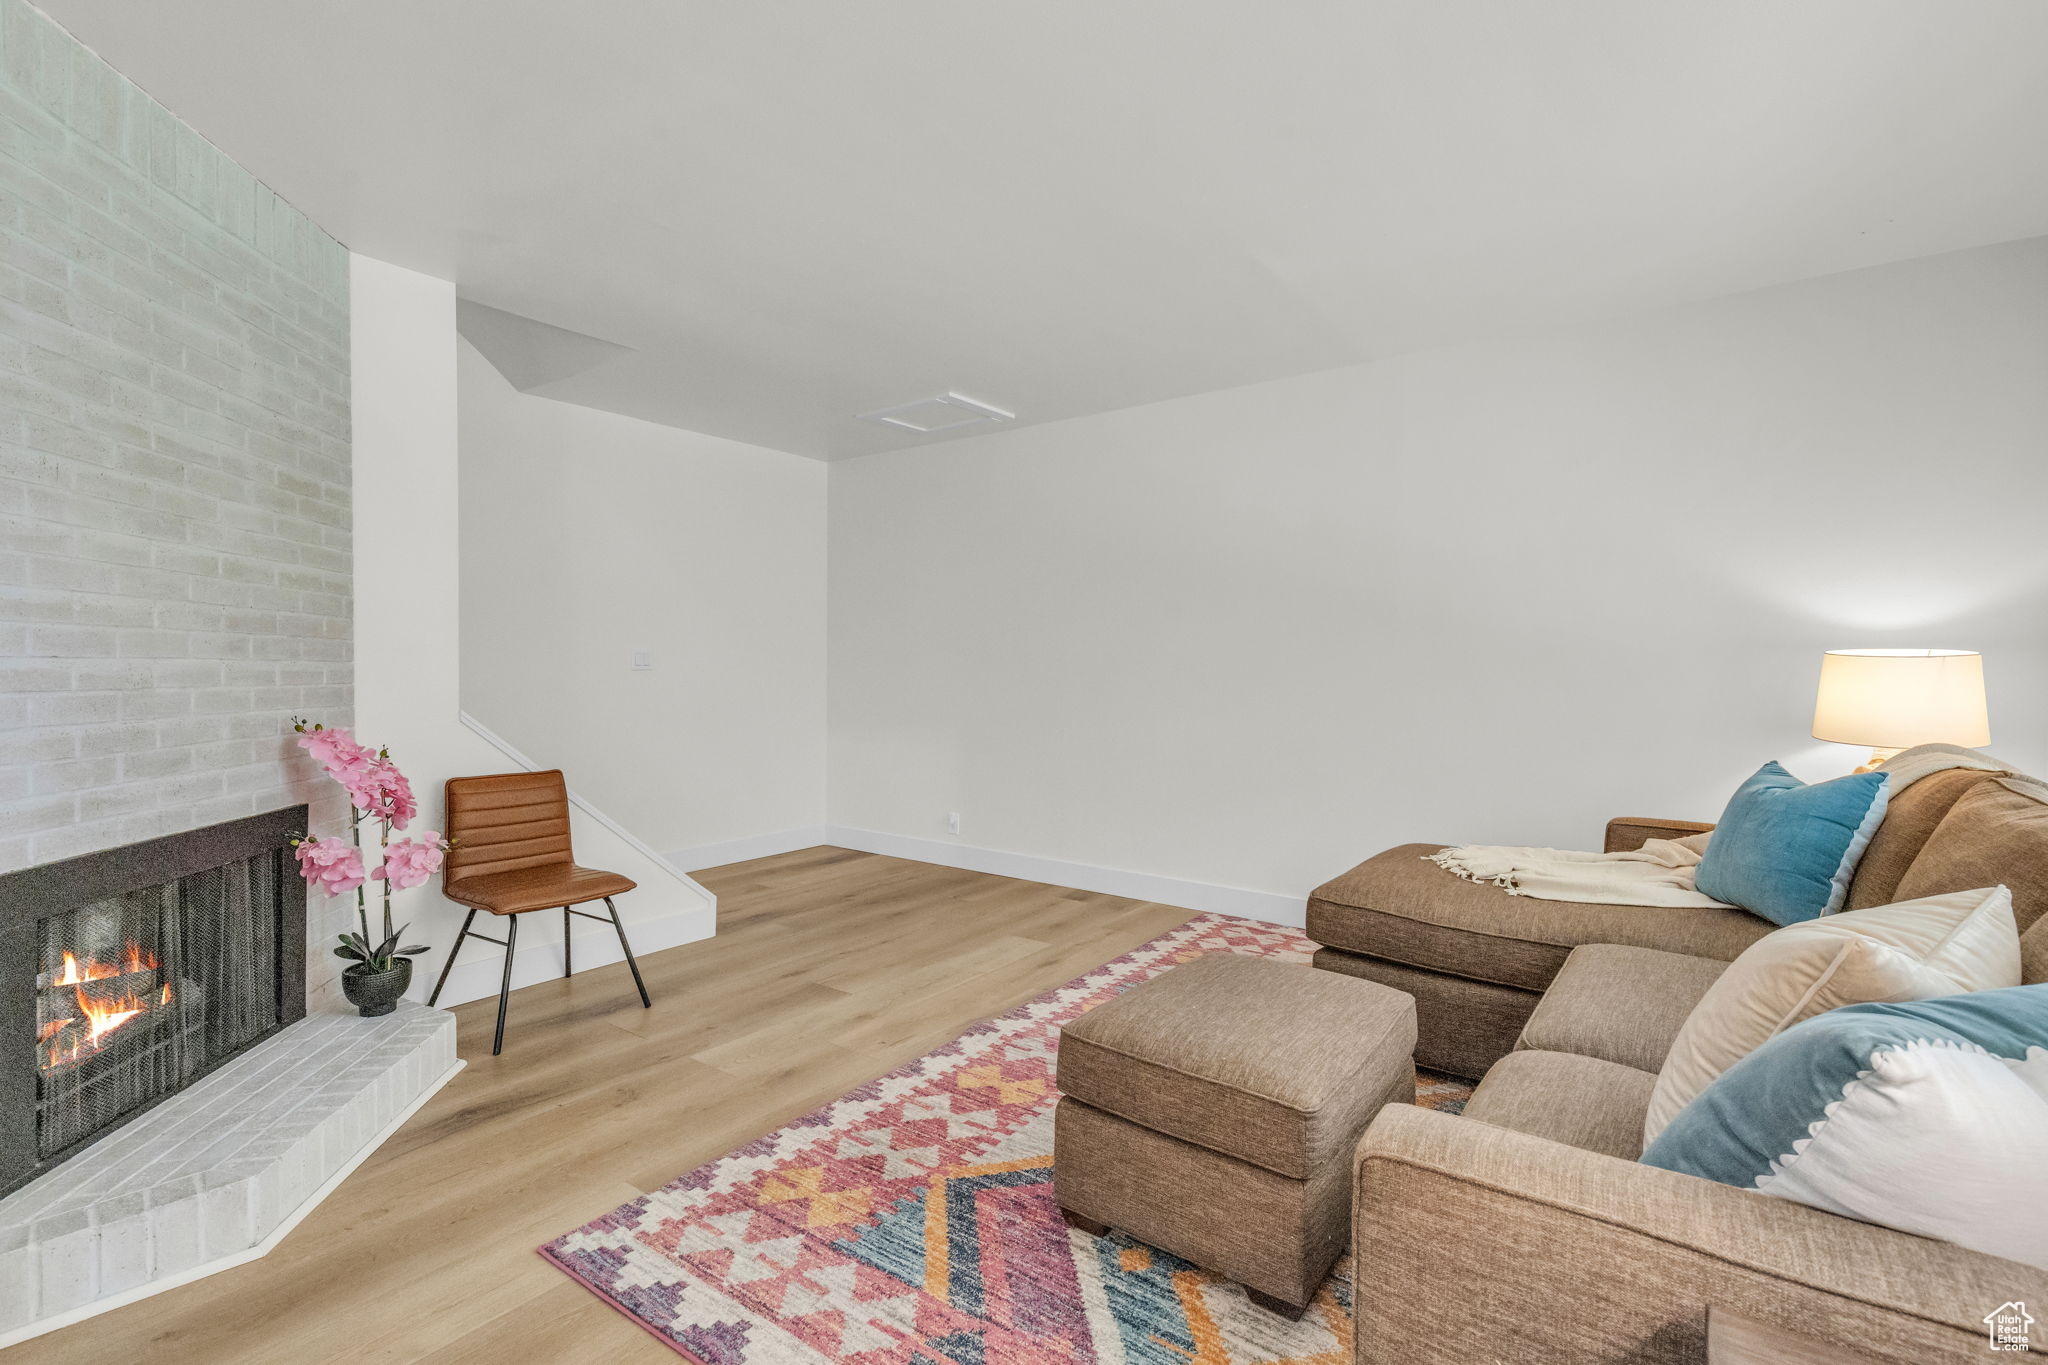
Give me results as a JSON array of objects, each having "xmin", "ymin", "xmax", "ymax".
[{"xmin": 857, "ymin": 392, "xmax": 1014, "ymax": 434}]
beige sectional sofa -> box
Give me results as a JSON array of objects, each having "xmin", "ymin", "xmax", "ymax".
[
  {"xmin": 1312, "ymin": 765, "xmax": 2048, "ymax": 1362},
  {"xmin": 1310, "ymin": 766, "xmax": 2012, "ymax": 1079}
]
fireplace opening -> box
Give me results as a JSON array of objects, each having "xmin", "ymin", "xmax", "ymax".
[
  {"xmin": 2, "ymin": 807, "xmax": 307, "ymax": 1197},
  {"xmin": 35, "ymin": 854, "xmax": 282, "ymax": 1157}
]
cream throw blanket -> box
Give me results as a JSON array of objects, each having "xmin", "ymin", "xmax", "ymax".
[
  {"xmin": 1427, "ymin": 832, "xmax": 1727, "ymax": 907},
  {"xmin": 1426, "ymin": 744, "xmax": 2018, "ymax": 908}
]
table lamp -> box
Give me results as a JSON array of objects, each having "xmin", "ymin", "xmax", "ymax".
[{"xmin": 1811, "ymin": 648, "xmax": 1990, "ymax": 770}]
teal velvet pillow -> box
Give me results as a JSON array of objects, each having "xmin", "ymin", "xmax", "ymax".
[{"xmin": 1693, "ymin": 762, "xmax": 1889, "ymax": 926}]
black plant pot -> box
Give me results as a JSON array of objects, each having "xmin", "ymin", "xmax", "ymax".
[{"xmin": 342, "ymin": 959, "xmax": 413, "ymax": 1017}]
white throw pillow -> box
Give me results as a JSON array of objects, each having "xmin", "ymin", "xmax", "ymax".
[
  {"xmin": 1643, "ymin": 885, "xmax": 2020, "ymax": 1146},
  {"xmin": 1754, "ymin": 1037, "xmax": 2048, "ymax": 1269},
  {"xmin": 1640, "ymin": 985, "xmax": 2048, "ymax": 1272}
]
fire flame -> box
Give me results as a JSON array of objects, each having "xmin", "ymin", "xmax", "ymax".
[
  {"xmin": 75, "ymin": 986, "xmax": 149, "ymax": 1045},
  {"xmin": 38, "ymin": 943, "xmax": 171, "ymax": 1071},
  {"xmin": 51, "ymin": 945, "xmax": 155, "ymax": 987}
]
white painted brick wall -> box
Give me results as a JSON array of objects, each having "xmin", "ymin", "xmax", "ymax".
[{"xmin": 0, "ymin": 0, "xmax": 354, "ymax": 989}]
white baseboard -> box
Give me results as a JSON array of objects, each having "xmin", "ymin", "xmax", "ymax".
[
  {"xmin": 665, "ymin": 825, "xmax": 832, "ymax": 871},
  {"xmin": 822, "ymin": 825, "xmax": 1307, "ymax": 927},
  {"xmin": 411, "ymin": 902, "xmax": 716, "ymax": 1009},
  {"xmin": 665, "ymin": 820, "xmax": 1306, "ymax": 926}
]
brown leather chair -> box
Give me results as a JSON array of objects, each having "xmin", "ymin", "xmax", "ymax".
[{"xmin": 427, "ymin": 770, "xmax": 651, "ymax": 1054}]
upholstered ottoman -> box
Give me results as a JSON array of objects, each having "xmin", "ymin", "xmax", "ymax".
[{"xmin": 1053, "ymin": 953, "xmax": 1417, "ymax": 1317}]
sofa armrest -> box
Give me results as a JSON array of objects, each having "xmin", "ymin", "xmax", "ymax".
[
  {"xmin": 1351, "ymin": 1105, "xmax": 2046, "ymax": 1364},
  {"xmin": 1604, "ymin": 815, "xmax": 1715, "ymax": 852}
]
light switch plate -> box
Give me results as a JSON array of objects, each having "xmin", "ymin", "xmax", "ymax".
[{"xmin": 629, "ymin": 649, "xmax": 654, "ymax": 671}]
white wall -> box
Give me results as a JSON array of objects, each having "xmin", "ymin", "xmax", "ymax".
[
  {"xmin": 457, "ymin": 341, "xmax": 829, "ymax": 865},
  {"xmin": 351, "ymin": 255, "xmax": 715, "ymax": 1006},
  {"xmin": 828, "ymin": 236, "xmax": 2048, "ymax": 919}
]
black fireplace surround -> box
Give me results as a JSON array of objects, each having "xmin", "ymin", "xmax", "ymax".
[{"xmin": 0, "ymin": 807, "xmax": 307, "ymax": 1197}]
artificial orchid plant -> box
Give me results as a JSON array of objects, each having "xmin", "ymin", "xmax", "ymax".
[{"xmin": 291, "ymin": 718, "xmax": 452, "ymax": 974}]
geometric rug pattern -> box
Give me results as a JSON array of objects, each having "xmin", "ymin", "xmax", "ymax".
[{"xmin": 541, "ymin": 913, "xmax": 1471, "ymax": 1364}]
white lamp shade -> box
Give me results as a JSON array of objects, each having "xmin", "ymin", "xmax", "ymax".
[{"xmin": 1812, "ymin": 649, "xmax": 1990, "ymax": 750}]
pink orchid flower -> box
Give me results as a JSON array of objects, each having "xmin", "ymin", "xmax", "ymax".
[
  {"xmin": 294, "ymin": 837, "xmax": 366, "ymax": 898},
  {"xmin": 375, "ymin": 835, "xmax": 447, "ymax": 891},
  {"xmin": 345, "ymin": 759, "xmax": 418, "ymax": 830},
  {"xmin": 297, "ymin": 725, "xmax": 375, "ymax": 782}
]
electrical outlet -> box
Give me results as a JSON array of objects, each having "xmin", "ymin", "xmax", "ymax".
[
  {"xmin": 629, "ymin": 649, "xmax": 654, "ymax": 671},
  {"xmin": 946, "ymin": 811, "xmax": 961, "ymax": 835}
]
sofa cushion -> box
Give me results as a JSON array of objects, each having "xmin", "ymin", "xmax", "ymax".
[
  {"xmin": 1845, "ymin": 766, "xmax": 2000, "ymax": 909},
  {"xmin": 1313, "ymin": 949, "xmax": 1538, "ymax": 1080},
  {"xmin": 1055, "ymin": 953, "xmax": 1415, "ymax": 1180},
  {"xmin": 1462, "ymin": 1050, "xmax": 1657, "ymax": 1160},
  {"xmin": 1642, "ymin": 987, "xmax": 2048, "ymax": 1271},
  {"xmin": 1643, "ymin": 886, "xmax": 2020, "ymax": 1145},
  {"xmin": 1307, "ymin": 845, "xmax": 1772, "ymax": 993},
  {"xmin": 1515, "ymin": 945, "xmax": 1727, "ymax": 1074},
  {"xmin": 1894, "ymin": 777, "xmax": 2048, "ymax": 938},
  {"xmin": 1693, "ymin": 762, "xmax": 1890, "ymax": 925}
]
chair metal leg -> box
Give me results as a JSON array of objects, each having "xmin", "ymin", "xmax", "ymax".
[
  {"xmin": 562, "ymin": 906, "xmax": 572, "ymax": 978},
  {"xmin": 427, "ymin": 908, "xmax": 477, "ymax": 1007},
  {"xmin": 493, "ymin": 914, "xmax": 518, "ymax": 1056},
  {"xmin": 603, "ymin": 896, "xmax": 651, "ymax": 1009}
]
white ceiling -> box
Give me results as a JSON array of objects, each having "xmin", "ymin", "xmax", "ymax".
[{"xmin": 41, "ymin": 0, "xmax": 2048, "ymax": 460}]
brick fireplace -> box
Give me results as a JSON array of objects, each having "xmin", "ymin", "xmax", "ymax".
[
  {"xmin": 0, "ymin": 4, "xmax": 465, "ymax": 1347},
  {"xmin": 0, "ymin": 807, "xmax": 458, "ymax": 1347},
  {"xmin": 1, "ymin": 808, "xmax": 307, "ymax": 1198},
  {"xmin": 0, "ymin": 0, "xmax": 354, "ymax": 1009}
]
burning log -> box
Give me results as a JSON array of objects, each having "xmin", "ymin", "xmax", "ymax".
[{"xmin": 34, "ymin": 943, "xmax": 196, "ymax": 1075}]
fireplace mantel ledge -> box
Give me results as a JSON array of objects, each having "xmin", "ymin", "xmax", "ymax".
[{"xmin": 0, "ymin": 998, "xmax": 462, "ymax": 1348}]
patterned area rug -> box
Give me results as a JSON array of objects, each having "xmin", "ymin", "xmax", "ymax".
[{"xmin": 542, "ymin": 913, "xmax": 1471, "ymax": 1364}]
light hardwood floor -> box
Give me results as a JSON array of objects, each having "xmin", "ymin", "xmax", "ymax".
[{"xmin": 20, "ymin": 847, "xmax": 1200, "ymax": 1364}]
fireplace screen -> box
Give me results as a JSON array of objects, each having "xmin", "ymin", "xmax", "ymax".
[
  {"xmin": 35, "ymin": 856, "xmax": 282, "ymax": 1157},
  {"xmin": 2, "ymin": 807, "xmax": 307, "ymax": 1196}
]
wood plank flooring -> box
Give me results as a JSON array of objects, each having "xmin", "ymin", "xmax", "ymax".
[{"xmin": 19, "ymin": 848, "xmax": 1199, "ymax": 1364}]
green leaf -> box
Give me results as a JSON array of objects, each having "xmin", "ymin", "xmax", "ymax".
[
  {"xmin": 333, "ymin": 945, "xmax": 365, "ymax": 961},
  {"xmin": 397, "ymin": 945, "xmax": 431, "ymax": 956}
]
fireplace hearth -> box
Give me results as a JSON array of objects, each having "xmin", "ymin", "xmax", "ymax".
[{"xmin": 0, "ymin": 808, "xmax": 307, "ymax": 1197}]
